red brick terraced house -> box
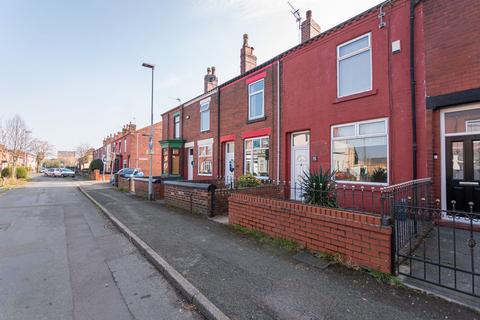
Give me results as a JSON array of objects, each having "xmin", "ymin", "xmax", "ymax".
[
  {"xmin": 161, "ymin": 34, "xmax": 280, "ymax": 184},
  {"xmin": 93, "ymin": 122, "xmax": 163, "ymax": 176},
  {"xmin": 160, "ymin": 0, "xmax": 479, "ymax": 213}
]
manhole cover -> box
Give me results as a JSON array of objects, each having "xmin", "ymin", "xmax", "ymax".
[{"xmin": 0, "ymin": 223, "xmax": 11, "ymax": 231}]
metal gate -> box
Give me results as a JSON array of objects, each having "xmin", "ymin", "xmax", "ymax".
[{"xmin": 383, "ymin": 179, "xmax": 480, "ymax": 298}]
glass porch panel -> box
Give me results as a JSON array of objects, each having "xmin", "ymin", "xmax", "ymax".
[
  {"xmin": 451, "ymin": 141, "xmax": 464, "ymax": 180},
  {"xmin": 445, "ymin": 108, "xmax": 480, "ymax": 134},
  {"xmin": 474, "ymin": 141, "xmax": 480, "ymax": 180}
]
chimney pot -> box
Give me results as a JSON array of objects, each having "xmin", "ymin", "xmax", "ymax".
[
  {"xmin": 204, "ymin": 66, "xmax": 218, "ymax": 93},
  {"xmin": 301, "ymin": 9, "xmax": 320, "ymax": 43},
  {"xmin": 240, "ymin": 33, "xmax": 257, "ymax": 74}
]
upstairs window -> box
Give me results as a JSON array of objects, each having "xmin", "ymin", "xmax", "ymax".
[
  {"xmin": 248, "ymin": 79, "xmax": 264, "ymax": 120},
  {"xmin": 200, "ymin": 102, "xmax": 210, "ymax": 132},
  {"xmin": 337, "ymin": 33, "xmax": 372, "ymax": 98},
  {"xmin": 173, "ymin": 114, "xmax": 180, "ymax": 139}
]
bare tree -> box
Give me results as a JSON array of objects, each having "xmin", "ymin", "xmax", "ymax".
[
  {"xmin": 76, "ymin": 143, "xmax": 93, "ymax": 170},
  {"xmin": 30, "ymin": 139, "xmax": 54, "ymax": 173},
  {"xmin": 3, "ymin": 115, "xmax": 32, "ymax": 178}
]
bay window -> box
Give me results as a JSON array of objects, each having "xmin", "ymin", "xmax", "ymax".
[
  {"xmin": 337, "ymin": 33, "xmax": 372, "ymax": 97},
  {"xmin": 244, "ymin": 136, "xmax": 269, "ymax": 178},
  {"xmin": 248, "ymin": 79, "xmax": 264, "ymax": 120},
  {"xmin": 332, "ymin": 119, "xmax": 388, "ymax": 184}
]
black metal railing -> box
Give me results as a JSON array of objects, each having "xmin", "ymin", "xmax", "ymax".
[{"xmin": 394, "ymin": 201, "xmax": 480, "ymax": 297}]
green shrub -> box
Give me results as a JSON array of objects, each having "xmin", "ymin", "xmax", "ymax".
[
  {"xmin": 89, "ymin": 159, "xmax": 104, "ymax": 172},
  {"xmin": 300, "ymin": 168, "xmax": 337, "ymax": 207},
  {"xmin": 237, "ymin": 174, "xmax": 260, "ymax": 188},
  {"xmin": 1, "ymin": 167, "xmax": 11, "ymax": 178},
  {"xmin": 15, "ymin": 167, "xmax": 28, "ymax": 179}
]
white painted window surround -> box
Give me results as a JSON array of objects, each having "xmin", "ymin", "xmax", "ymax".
[{"xmin": 337, "ymin": 33, "xmax": 372, "ymax": 98}]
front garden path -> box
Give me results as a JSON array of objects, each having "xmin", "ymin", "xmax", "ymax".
[{"xmin": 81, "ymin": 182, "xmax": 479, "ymax": 320}]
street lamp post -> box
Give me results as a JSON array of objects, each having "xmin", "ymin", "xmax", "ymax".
[{"xmin": 142, "ymin": 62, "xmax": 155, "ymax": 200}]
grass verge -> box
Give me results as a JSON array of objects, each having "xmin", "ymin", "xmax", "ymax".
[{"xmin": 0, "ymin": 178, "xmax": 29, "ymax": 189}]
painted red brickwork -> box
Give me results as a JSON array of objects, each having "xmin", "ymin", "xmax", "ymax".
[
  {"xmin": 229, "ymin": 193, "xmax": 392, "ymax": 273},
  {"xmin": 280, "ymin": 0, "xmax": 429, "ymax": 187},
  {"xmin": 423, "ymin": 0, "xmax": 480, "ymax": 97}
]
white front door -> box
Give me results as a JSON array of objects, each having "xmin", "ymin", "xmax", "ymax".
[
  {"xmin": 225, "ymin": 142, "xmax": 235, "ymax": 186},
  {"xmin": 291, "ymin": 132, "xmax": 310, "ymax": 200},
  {"xmin": 187, "ymin": 148, "xmax": 194, "ymax": 180}
]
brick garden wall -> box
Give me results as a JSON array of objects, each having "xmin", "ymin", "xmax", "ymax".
[
  {"xmin": 229, "ymin": 193, "xmax": 392, "ymax": 273},
  {"xmin": 90, "ymin": 169, "xmax": 111, "ymax": 182},
  {"xmin": 164, "ymin": 182, "xmax": 213, "ymax": 216},
  {"xmin": 118, "ymin": 177, "xmax": 131, "ymax": 192},
  {"xmin": 133, "ymin": 179, "xmax": 164, "ymax": 200}
]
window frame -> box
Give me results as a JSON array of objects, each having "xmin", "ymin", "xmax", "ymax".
[
  {"xmin": 331, "ymin": 118, "xmax": 389, "ymax": 186},
  {"xmin": 200, "ymin": 102, "xmax": 210, "ymax": 132},
  {"xmin": 336, "ymin": 32, "xmax": 372, "ymax": 98},
  {"xmin": 197, "ymin": 138, "xmax": 213, "ymax": 176},
  {"xmin": 248, "ymin": 79, "xmax": 265, "ymax": 121},
  {"xmin": 173, "ymin": 114, "xmax": 180, "ymax": 139},
  {"xmin": 244, "ymin": 135, "xmax": 270, "ymax": 179}
]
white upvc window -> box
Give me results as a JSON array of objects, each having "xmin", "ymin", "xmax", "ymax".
[
  {"xmin": 244, "ymin": 136, "xmax": 269, "ymax": 179},
  {"xmin": 331, "ymin": 118, "xmax": 388, "ymax": 185},
  {"xmin": 124, "ymin": 139, "xmax": 127, "ymax": 153},
  {"xmin": 337, "ymin": 33, "xmax": 372, "ymax": 98},
  {"xmin": 198, "ymin": 138, "xmax": 213, "ymax": 176},
  {"xmin": 174, "ymin": 114, "xmax": 180, "ymax": 139},
  {"xmin": 248, "ymin": 79, "xmax": 264, "ymax": 120},
  {"xmin": 200, "ymin": 102, "xmax": 210, "ymax": 132}
]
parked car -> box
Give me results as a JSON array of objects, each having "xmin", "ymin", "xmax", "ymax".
[
  {"xmin": 53, "ymin": 168, "xmax": 64, "ymax": 177},
  {"xmin": 120, "ymin": 168, "xmax": 144, "ymax": 178},
  {"xmin": 110, "ymin": 168, "xmax": 127, "ymax": 186},
  {"xmin": 40, "ymin": 168, "xmax": 47, "ymax": 174},
  {"xmin": 45, "ymin": 168, "xmax": 56, "ymax": 177},
  {"xmin": 60, "ymin": 168, "xmax": 75, "ymax": 178}
]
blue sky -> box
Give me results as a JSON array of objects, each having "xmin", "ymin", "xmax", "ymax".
[{"xmin": 0, "ymin": 0, "xmax": 381, "ymax": 152}]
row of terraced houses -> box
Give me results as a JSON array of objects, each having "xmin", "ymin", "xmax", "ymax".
[
  {"xmin": 156, "ymin": 0, "xmax": 479, "ymax": 213},
  {"xmin": 93, "ymin": 0, "xmax": 480, "ymax": 286}
]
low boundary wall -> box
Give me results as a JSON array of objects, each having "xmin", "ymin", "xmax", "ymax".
[{"xmin": 229, "ymin": 193, "xmax": 392, "ymax": 273}]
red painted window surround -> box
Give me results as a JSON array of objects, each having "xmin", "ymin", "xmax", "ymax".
[
  {"xmin": 241, "ymin": 128, "xmax": 271, "ymax": 139},
  {"xmin": 220, "ymin": 63, "xmax": 273, "ymax": 91},
  {"xmin": 245, "ymin": 72, "xmax": 267, "ymax": 85},
  {"xmin": 220, "ymin": 134, "xmax": 236, "ymax": 143}
]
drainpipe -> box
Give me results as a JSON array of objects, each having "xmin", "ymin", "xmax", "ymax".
[
  {"xmin": 276, "ymin": 59, "xmax": 281, "ymax": 183},
  {"xmin": 217, "ymin": 89, "xmax": 221, "ymax": 179},
  {"xmin": 410, "ymin": 0, "xmax": 418, "ymax": 180}
]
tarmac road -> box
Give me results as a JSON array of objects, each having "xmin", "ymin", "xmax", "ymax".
[{"xmin": 0, "ymin": 175, "xmax": 203, "ymax": 320}]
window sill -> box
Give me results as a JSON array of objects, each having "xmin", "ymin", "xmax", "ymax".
[
  {"xmin": 246, "ymin": 116, "xmax": 267, "ymax": 124},
  {"xmin": 334, "ymin": 180, "xmax": 388, "ymax": 187},
  {"xmin": 200, "ymin": 130, "xmax": 211, "ymax": 134},
  {"xmin": 198, "ymin": 174, "xmax": 213, "ymax": 177},
  {"xmin": 334, "ymin": 89, "xmax": 377, "ymax": 104}
]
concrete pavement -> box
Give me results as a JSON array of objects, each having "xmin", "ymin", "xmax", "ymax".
[
  {"xmin": 82, "ymin": 182, "xmax": 480, "ymax": 320},
  {"xmin": 0, "ymin": 176, "xmax": 203, "ymax": 320}
]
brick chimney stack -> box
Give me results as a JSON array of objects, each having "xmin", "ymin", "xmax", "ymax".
[
  {"xmin": 204, "ymin": 66, "xmax": 218, "ymax": 93},
  {"xmin": 301, "ymin": 10, "xmax": 321, "ymax": 43},
  {"xmin": 240, "ymin": 34, "xmax": 257, "ymax": 74}
]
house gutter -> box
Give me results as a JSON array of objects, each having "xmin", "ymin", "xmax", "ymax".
[{"xmin": 410, "ymin": 0, "xmax": 418, "ymax": 179}]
